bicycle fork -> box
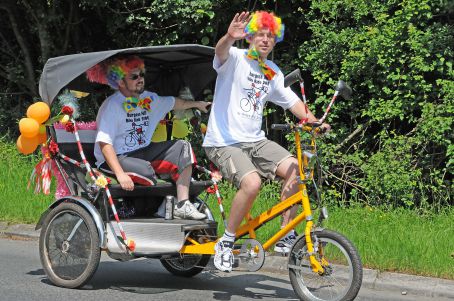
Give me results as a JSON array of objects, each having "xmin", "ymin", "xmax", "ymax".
[{"xmin": 295, "ymin": 131, "xmax": 325, "ymax": 275}]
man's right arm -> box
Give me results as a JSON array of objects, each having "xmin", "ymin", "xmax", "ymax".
[
  {"xmin": 215, "ymin": 34, "xmax": 236, "ymax": 65},
  {"xmin": 99, "ymin": 142, "xmax": 134, "ymax": 191},
  {"xmin": 216, "ymin": 11, "xmax": 252, "ymax": 65}
]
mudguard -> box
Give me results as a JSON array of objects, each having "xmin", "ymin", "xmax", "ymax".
[{"xmin": 35, "ymin": 196, "xmax": 106, "ymax": 248}]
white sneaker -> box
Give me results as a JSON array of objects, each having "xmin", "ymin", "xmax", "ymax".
[
  {"xmin": 274, "ymin": 230, "xmax": 298, "ymax": 254},
  {"xmin": 173, "ymin": 200, "xmax": 206, "ymax": 220},
  {"xmin": 214, "ymin": 240, "xmax": 234, "ymax": 272}
]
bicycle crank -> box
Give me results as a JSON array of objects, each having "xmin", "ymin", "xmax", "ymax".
[{"xmin": 235, "ymin": 239, "xmax": 265, "ymax": 272}]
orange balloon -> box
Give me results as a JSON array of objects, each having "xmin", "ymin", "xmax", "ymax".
[
  {"xmin": 19, "ymin": 118, "xmax": 40, "ymax": 138},
  {"xmin": 37, "ymin": 132, "xmax": 47, "ymax": 144},
  {"xmin": 16, "ymin": 135, "xmax": 39, "ymax": 155},
  {"xmin": 26, "ymin": 101, "xmax": 51, "ymax": 124}
]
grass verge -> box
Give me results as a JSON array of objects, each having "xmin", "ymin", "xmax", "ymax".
[{"xmin": 0, "ymin": 138, "xmax": 53, "ymax": 223}]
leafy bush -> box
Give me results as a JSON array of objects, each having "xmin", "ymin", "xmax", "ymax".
[{"xmin": 295, "ymin": 0, "xmax": 453, "ymax": 209}]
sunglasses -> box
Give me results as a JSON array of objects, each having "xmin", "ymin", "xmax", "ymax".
[{"xmin": 129, "ymin": 72, "xmax": 145, "ymax": 80}]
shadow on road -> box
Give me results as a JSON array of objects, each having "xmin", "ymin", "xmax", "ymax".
[{"xmin": 29, "ymin": 259, "xmax": 297, "ymax": 300}]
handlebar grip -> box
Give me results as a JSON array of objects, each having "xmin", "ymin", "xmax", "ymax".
[{"xmin": 271, "ymin": 124, "xmax": 291, "ymax": 131}]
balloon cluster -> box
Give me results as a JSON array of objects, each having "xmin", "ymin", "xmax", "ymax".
[{"xmin": 17, "ymin": 102, "xmax": 51, "ymax": 155}]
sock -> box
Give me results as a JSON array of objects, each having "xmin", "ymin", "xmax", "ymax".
[
  {"xmin": 176, "ymin": 199, "xmax": 189, "ymax": 209},
  {"xmin": 222, "ymin": 230, "xmax": 235, "ymax": 242}
]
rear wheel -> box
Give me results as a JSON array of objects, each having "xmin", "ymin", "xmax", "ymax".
[
  {"xmin": 160, "ymin": 198, "xmax": 214, "ymax": 277},
  {"xmin": 39, "ymin": 202, "xmax": 101, "ymax": 288},
  {"xmin": 160, "ymin": 254, "xmax": 211, "ymax": 277},
  {"xmin": 288, "ymin": 229, "xmax": 362, "ymax": 301}
]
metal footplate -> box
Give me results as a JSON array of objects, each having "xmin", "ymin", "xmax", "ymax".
[{"xmin": 106, "ymin": 218, "xmax": 216, "ymax": 255}]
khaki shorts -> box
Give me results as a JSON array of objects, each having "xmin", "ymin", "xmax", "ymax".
[{"xmin": 204, "ymin": 139, "xmax": 292, "ymax": 188}]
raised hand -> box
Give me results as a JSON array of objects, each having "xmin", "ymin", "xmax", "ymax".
[{"xmin": 227, "ymin": 11, "xmax": 252, "ymax": 41}]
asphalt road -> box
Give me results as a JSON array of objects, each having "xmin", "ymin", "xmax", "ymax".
[{"xmin": 0, "ymin": 237, "xmax": 450, "ymax": 301}]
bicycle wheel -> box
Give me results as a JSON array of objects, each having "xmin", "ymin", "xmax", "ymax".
[
  {"xmin": 288, "ymin": 229, "xmax": 362, "ymax": 301},
  {"xmin": 160, "ymin": 254, "xmax": 211, "ymax": 277},
  {"xmin": 161, "ymin": 200, "xmax": 215, "ymax": 277},
  {"xmin": 39, "ymin": 202, "xmax": 101, "ymax": 288}
]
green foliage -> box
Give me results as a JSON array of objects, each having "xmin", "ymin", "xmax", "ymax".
[
  {"xmin": 295, "ymin": 0, "xmax": 454, "ymax": 209},
  {"xmin": 0, "ymin": 0, "xmax": 452, "ymax": 209}
]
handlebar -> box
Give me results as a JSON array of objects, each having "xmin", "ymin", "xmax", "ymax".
[
  {"xmin": 271, "ymin": 122, "xmax": 324, "ymax": 132},
  {"xmin": 271, "ymin": 124, "xmax": 292, "ymax": 131}
]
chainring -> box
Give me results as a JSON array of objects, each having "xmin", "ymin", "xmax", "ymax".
[{"xmin": 236, "ymin": 239, "xmax": 265, "ymax": 272}]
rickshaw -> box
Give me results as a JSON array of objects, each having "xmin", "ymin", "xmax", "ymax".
[{"xmin": 35, "ymin": 44, "xmax": 363, "ymax": 301}]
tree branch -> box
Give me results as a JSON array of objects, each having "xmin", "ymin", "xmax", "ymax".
[
  {"xmin": 335, "ymin": 123, "xmax": 368, "ymax": 151},
  {"xmin": 0, "ymin": 3, "xmax": 37, "ymax": 95}
]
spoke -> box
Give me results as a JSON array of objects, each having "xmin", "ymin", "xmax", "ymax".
[{"xmin": 67, "ymin": 218, "xmax": 84, "ymax": 242}]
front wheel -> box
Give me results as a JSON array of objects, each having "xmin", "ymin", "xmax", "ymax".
[
  {"xmin": 39, "ymin": 202, "xmax": 101, "ymax": 288},
  {"xmin": 288, "ymin": 229, "xmax": 363, "ymax": 301}
]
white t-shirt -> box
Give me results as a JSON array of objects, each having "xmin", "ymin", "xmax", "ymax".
[
  {"xmin": 202, "ymin": 47, "xmax": 300, "ymax": 147},
  {"xmin": 94, "ymin": 90, "xmax": 175, "ymax": 167}
]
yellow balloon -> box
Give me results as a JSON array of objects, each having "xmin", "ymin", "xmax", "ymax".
[
  {"xmin": 172, "ymin": 119, "xmax": 189, "ymax": 138},
  {"xmin": 152, "ymin": 122, "xmax": 167, "ymax": 142},
  {"xmin": 26, "ymin": 101, "xmax": 50, "ymax": 124},
  {"xmin": 200, "ymin": 123, "xmax": 207, "ymax": 134},
  {"xmin": 19, "ymin": 118, "xmax": 40, "ymax": 138},
  {"xmin": 16, "ymin": 134, "xmax": 39, "ymax": 155},
  {"xmin": 70, "ymin": 90, "xmax": 90, "ymax": 98}
]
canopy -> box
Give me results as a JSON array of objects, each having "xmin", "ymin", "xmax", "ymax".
[{"xmin": 38, "ymin": 44, "xmax": 216, "ymax": 105}]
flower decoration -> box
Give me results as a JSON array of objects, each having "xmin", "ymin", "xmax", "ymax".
[
  {"xmin": 206, "ymin": 186, "xmax": 216, "ymax": 194},
  {"xmin": 95, "ymin": 175, "xmax": 108, "ymax": 188},
  {"xmin": 48, "ymin": 140, "xmax": 59, "ymax": 157},
  {"xmin": 65, "ymin": 121, "xmax": 75, "ymax": 133},
  {"xmin": 126, "ymin": 239, "xmax": 136, "ymax": 252},
  {"xmin": 61, "ymin": 105, "xmax": 74, "ymax": 116}
]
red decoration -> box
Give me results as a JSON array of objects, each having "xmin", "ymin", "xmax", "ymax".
[
  {"xmin": 61, "ymin": 106, "xmax": 74, "ymax": 116},
  {"xmin": 65, "ymin": 121, "xmax": 75, "ymax": 133},
  {"xmin": 206, "ymin": 186, "xmax": 216, "ymax": 194},
  {"xmin": 48, "ymin": 140, "xmax": 59, "ymax": 156}
]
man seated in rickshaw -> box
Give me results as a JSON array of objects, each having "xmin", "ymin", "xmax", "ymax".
[{"xmin": 87, "ymin": 55, "xmax": 211, "ymax": 220}]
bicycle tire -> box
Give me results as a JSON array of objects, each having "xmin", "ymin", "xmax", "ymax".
[
  {"xmin": 288, "ymin": 229, "xmax": 363, "ymax": 301},
  {"xmin": 39, "ymin": 202, "xmax": 101, "ymax": 288},
  {"xmin": 160, "ymin": 254, "xmax": 211, "ymax": 277}
]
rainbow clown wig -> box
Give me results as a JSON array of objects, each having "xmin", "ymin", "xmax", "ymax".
[
  {"xmin": 244, "ymin": 11, "xmax": 285, "ymax": 43},
  {"xmin": 86, "ymin": 56, "xmax": 145, "ymax": 90}
]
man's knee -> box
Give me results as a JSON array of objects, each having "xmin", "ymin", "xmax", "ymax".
[
  {"xmin": 175, "ymin": 140, "xmax": 192, "ymax": 160},
  {"xmin": 239, "ymin": 172, "xmax": 261, "ymax": 196},
  {"xmin": 133, "ymin": 163, "xmax": 157, "ymax": 180},
  {"xmin": 277, "ymin": 157, "xmax": 299, "ymax": 180}
]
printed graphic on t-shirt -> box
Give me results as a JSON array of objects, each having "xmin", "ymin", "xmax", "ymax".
[
  {"xmin": 124, "ymin": 110, "xmax": 150, "ymax": 150},
  {"xmin": 238, "ymin": 70, "xmax": 270, "ymax": 121}
]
